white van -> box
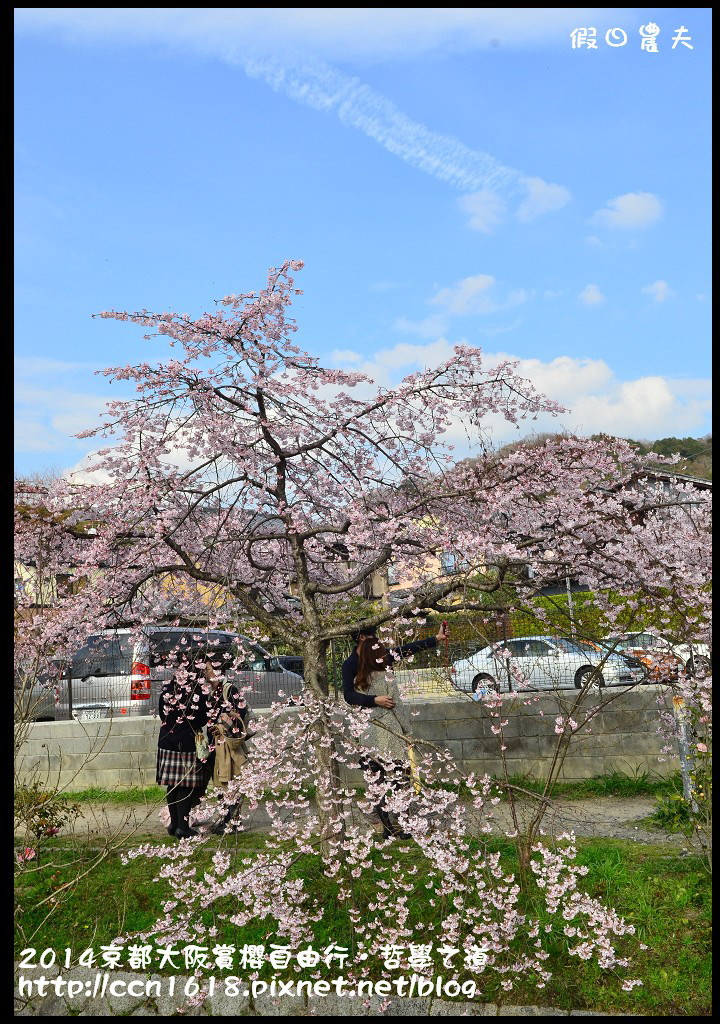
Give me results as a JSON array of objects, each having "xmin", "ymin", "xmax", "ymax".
[{"xmin": 24, "ymin": 626, "xmax": 304, "ymax": 722}]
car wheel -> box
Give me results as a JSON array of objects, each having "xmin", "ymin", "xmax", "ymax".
[
  {"xmin": 472, "ymin": 674, "xmax": 499, "ymax": 694},
  {"xmin": 575, "ymin": 667, "xmax": 605, "ymax": 689},
  {"xmin": 686, "ymin": 656, "xmax": 711, "ymax": 677}
]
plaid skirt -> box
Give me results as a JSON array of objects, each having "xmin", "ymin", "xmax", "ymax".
[{"xmin": 156, "ymin": 747, "xmax": 207, "ymax": 789}]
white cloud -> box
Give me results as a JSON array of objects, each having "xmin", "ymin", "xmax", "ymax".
[
  {"xmin": 482, "ymin": 319, "xmax": 524, "ymax": 338},
  {"xmin": 578, "ymin": 284, "xmax": 605, "ymax": 306},
  {"xmin": 591, "ymin": 192, "xmax": 663, "ymax": 230},
  {"xmin": 394, "ymin": 314, "xmax": 451, "ymax": 339},
  {"xmin": 14, "ymin": 9, "xmax": 637, "ymax": 60},
  {"xmin": 516, "ymin": 176, "xmax": 572, "ymax": 221},
  {"xmin": 331, "ymin": 341, "xmax": 711, "ymax": 442},
  {"xmin": 341, "ymin": 339, "xmax": 457, "ymax": 386},
  {"xmin": 14, "ymin": 384, "xmax": 112, "ymax": 453},
  {"xmin": 14, "ymin": 359, "xmax": 128, "ymax": 455},
  {"xmin": 330, "ymin": 348, "xmax": 362, "ymax": 364},
  {"xmin": 64, "ymin": 458, "xmax": 115, "ymax": 486},
  {"xmin": 508, "ymin": 355, "xmax": 614, "ymax": 399},
  {"xmin": 430, "ymin": 274, "xmax": 496, "ymax": 315},
  {"xmin": 66, "ymin": 430, "xmax": 197, "ymax": 486},
  {"xmin": 391, "ymin": 275, "xmax": 533, "ymax": 338},
  {"xmin": 506, "ymin": 288, "xmax": 533, "ymax": 306},
  {"xmin": 30, "ymin": 343, "xmax": 709, "ymax": 474},
  {"xmin": 15, "ymin": 356, "xmax": 98, "ymax": 375},
  {"xmin": 642, "ymin": 280, "xmax": 674, "ymax": 302},
  {"xmin": 567, "ymin": 376, "xmax": 705, "ymax": 437},
  {"xmin": 14, "ymin": 419, "xmax": 68, "ymax": 453},
  {"xmin": 458, "ymin": 190, "xmax": 507, "ymax": 232},
  {"xmin": 420, "ymin": 274, "xmax": 531, "ymax": 322}
]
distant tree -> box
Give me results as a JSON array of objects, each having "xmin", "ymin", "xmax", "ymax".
[{"xmin": 653, "ymin": 436, "xmax": 707, "ymax": 460}]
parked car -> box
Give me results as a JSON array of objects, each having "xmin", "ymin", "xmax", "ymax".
[
  {"xmin": 600, "ymin": 630, "xmax": 710, "ymax": 679},
  {"xmin": 273, "ymin": 655, "xmax": 304, "ymax": 678},
  {"xmin": 19, "ymin": 627, "xmax": 305, "ymax": 722},
  {"xmin": 14, "ymin": 658, "xmax": 68, "ymax": 722},
  {"xmin": 450, "ymin": 635, "xmax": 645, "ymax": 696}
]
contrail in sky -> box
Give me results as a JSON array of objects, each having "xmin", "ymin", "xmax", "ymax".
[
  {"xmin": 241, "ymin": 53, "xmax": 524, "ymax": 196},
  {"xmin": 15, "ymin": 8, "xmax": 560, "ymax": 205}
]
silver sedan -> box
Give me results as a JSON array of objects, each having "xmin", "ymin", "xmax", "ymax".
[{"xmin": 450, "ymin": 635, "xmax": 645, "ymax": 695}]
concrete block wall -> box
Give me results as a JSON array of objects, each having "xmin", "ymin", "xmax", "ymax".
[
  {"xmin": 15, "ymin": 687, "xmax": 676, "ymax": 791},
  {"xmin": 16, "ymin": 716, "xmax": 161, "ymax": 790},
  {"xmin": 403, "ymin": 687, "xmax": 675, "ymax": 781}
]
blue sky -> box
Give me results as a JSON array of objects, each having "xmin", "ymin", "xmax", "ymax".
[{"xmin": 15, "ymin": 9, "xmax": 711, "ymax": 476}]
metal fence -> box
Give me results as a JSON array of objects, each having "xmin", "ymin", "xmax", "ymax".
[
  {"xmin": 324, "ymin": 615, "xmax": 654, "ymax": 699},
  {"xmin": 18, "ymin": 610, "xmax": 665, "ymax": 725}
]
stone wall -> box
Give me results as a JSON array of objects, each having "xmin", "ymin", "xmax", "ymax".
[
  {"xmin": 400, "ymin": 685, "xmax": 674, "ymax": 781},
  {"xmin": 15, "ymin": 686, "xmax": 676, "ymax": 791}
]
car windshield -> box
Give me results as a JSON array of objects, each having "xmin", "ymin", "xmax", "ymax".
[
  {"xmin": 551, "ymin": 637, "xmax": 603, "ymax": 655},
  {"xmin": 74, "ymin": 633, "xmax": 135, "ymax": 675},
  {"xmin": 229, "ymin": 640, "xmax": 270, "ymax": 673},
  {"xmin": 605, "ymin": 635, "xmax": 639, "ymax": 651}
]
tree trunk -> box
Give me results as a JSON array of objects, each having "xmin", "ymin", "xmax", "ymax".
[
  {"xmin": 301, "ymin": 637, "xmax": 345, "ymax": 854},
  {"xmin": 302, "ymin": 637, "xmax": 330, "ymax": 699}
]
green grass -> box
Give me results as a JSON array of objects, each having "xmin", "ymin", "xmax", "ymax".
[
  {"xmin": 15, "ymin": 835, "xmax": 710, "ymax": 1016},
  {"xmin": 61, "ymin": 771, "xmax": 682, "ymax": 807},
  {"xmin": 61, "ymin": 786, "xmax": 167, "ymax": 804},
  {"xmin": 501, "ymin": 769, "xmax": 684, "ymax": 801}
]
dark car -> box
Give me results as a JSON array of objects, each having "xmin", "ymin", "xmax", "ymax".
[{"xmin": 273, "ymin": 655, "xmax": 304, "ymax": 678}]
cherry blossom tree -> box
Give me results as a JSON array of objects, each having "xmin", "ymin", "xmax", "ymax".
[
  {"xmin": 22, "ymin": 261, "xmax": 709, "ymax": 681},
  {"xmin": 15, "ymin": 261, "xmax": 711, "ymax": 998}
]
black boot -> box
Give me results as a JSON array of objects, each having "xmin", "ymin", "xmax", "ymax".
[
  {"xmin": 377, "ymin": 808, "xmax": 411, "ymax": 841},
  {"xmin": 210, "ymin": 800, "xmax": 242, "ymax": 836},
  {"xmin": 174, "ymin": 787, "xmax": 199, "ymax": 839},
  {"xmin": 166, "ymin": 786, "xmax": 180, "ymax": 836}
]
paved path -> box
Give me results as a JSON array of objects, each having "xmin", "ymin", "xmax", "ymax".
[{"xmin": 26, "ymin": 795, "xmax": 691, "ymax": 849}]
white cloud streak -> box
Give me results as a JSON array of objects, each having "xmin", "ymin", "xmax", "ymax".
[
  {"xmin": 15, "ymin": 8, "xmax": 575, "ymax": 225},
  {"xmin": 242, "ymin": 53, "xmax": 521, "ymax": 195}
]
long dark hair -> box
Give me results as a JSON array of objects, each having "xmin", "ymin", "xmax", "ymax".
[{"xmin": 354, "ymin": 637, "xmax": 392, "ymax": 691}]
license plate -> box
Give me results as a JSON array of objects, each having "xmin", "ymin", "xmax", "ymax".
[{"xmin": 74, "ymin": 709, "xmax": 107, "ymax": 721}]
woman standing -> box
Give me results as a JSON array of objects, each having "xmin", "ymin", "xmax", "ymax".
[
  {"xmin": 207, "ymin": 674, "xmax": 253, "ymax": 835},
  {"xmin": 342, "ymin": 622, "xmax": 449, "ymax": 839},
  {"xmin": 156, "ymin": 656, "xmax": 213, "ymax": 840}
]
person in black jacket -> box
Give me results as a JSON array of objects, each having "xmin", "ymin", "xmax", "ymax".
[
  {"xmin": 156, "ymin": 657, "xmax": 214, "ymax": 839},
  {"xmin": 342, "ymin": 623, "xmax": 448, "ymax": 839}
]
